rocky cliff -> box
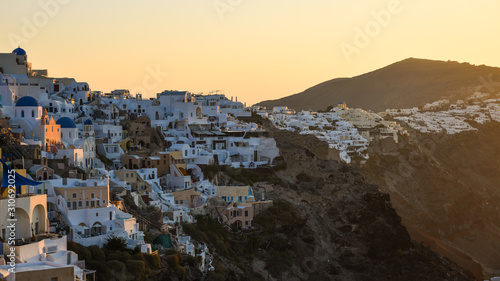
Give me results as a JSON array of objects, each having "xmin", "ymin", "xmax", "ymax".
[
  {"xmin": 365, "ymin": 122, "xmax": 500, "ymax": 280},
  {"xmin": 190, "ymin": 122, "xmax": 475, "ymax": 281}
]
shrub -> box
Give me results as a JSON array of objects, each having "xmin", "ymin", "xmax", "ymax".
[
  {"xmin": 89, "ymin": 245, "xmax": 106, "ymax": 261},
  {"xmin": 104, "ymin": 235, "xmax": 127, "ymax": 252},
  {"xmin": 107, "ymin": 251, "xmax": 132, "ymax": 263},
  {"xmin": 87, "ymin": 260, "xmax": 113, "ymax": 281},
  {"xmin": 166, "ymin": 254, "xmax": 180, "ymax": 268},
  {"xmin": 106, "ymin": 260, "xmax": 126, "ymax": 273},
  {"xmin": 67, "ymin": 241, "xmax": 91, "ymax": 261},
  {"xmin": 126, "ymin": 260, "xmax": 150, "ymax": 281},
  {"xmin": 144, "ymin": 253, "xmax": 161, "ymax": 269}
]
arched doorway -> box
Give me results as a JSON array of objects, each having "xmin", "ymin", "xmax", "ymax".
[
  {"xmin": 14, "ymin": 208, "xmax": 31, "ymax": 239},
  {"xmin": 31, "ymin": 204, "xmax": 47, "ymax": 236},
  {"xmin": 91, "ymin": 222, "xmax": 103, "ymax": 236},
  {"xmin": 78, "ymin": 223, "xmax": 90, "ymax": 237}
]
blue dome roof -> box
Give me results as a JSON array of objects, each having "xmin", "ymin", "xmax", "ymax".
[
  {"xmin": 16, "ymin": 96, "xmax": 39, "ymax": 107},
  {"xmin": 56, "ymin": 117, "xmax": 77, "ymax": 129},
  {"xmin": 84, "ymin": 119, "xmax": 93, "ymax": 125},
  {"xmin": 12, "ymin": 47, "xmax": 26, "ymax": 56}
]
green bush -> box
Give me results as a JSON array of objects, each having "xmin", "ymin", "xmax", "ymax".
[
  {"xmin": 173, "ymin": 265, "xmax": 186, "ymax": 279},
  {"xmin": 89, "ymin": 245, "xmax": 106, "ymax": 261},
  {"xmin": 106, "ymin": 260, "xmax": 126, "ymax": 273},
  {"xmin": 166, "ymin": 254, "xmax": 180, "ymax": 268},
  {"xmin": 87, "ymin": 260, "xmax": 113, "ymax": 281},
  {"xmin": 144, "ymin": 253, "xmax": 161, "ymax": 269},
  {"xmin": 107, "ymin": 251, "xmax": 132, "ymax": 263},
  {"xmin": 104, "ymin": 236, "xmax": 128, "ymax": 252},
  {"xmin": 67, "ymin": 241, "xmax": 92, "ymax": 261},
  {"xmin": 126, "ymin": 260, "xmax": 150, "ymax": 281}
]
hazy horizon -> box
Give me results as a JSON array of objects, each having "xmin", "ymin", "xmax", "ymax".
[{"xmin": 2, "ymin": 0, "xmax": 499, "ymax": 106}]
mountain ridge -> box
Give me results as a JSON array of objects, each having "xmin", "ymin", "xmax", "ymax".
[{"xmin": 257, "ymin": 58, "xmax": 500, "ymax": 112}]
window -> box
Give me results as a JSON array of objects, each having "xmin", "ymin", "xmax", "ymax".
[
  {"xmin": 67, "ymin": 202, "xmax": 71, "ymax": 208},
  {"xmin": 109, "ymin": 212, "xmax": 112, "ymax": 220},
  {"xmin": 72, "ymin": 193, "xmax": 77, "ymax": 198},
  {"xmin": 69, "ymin": 131, "xmax": 72, "ymax": 138},
  {"xmin": 96, "ymin": 213, "xmax": 98, "ymax": 217},
  {"xmin": 21, "ymin": 110, "xmax": 24, "ymax": 117},
  {"xmin": 32, "ymin": 110, "xmax": 35, "ymax": 117},
  {"xmin": 91, "ymin": 193, "xmax": 95, "ymax": 198},
  {"xmin": 103, "ymin": 200, "xmax": 106, "ymax": 204},
  {"xmin": 245, "ymin": 210, "xmax": 248, "ymax": 217},
  {"xmin": 126, "ymin": 173, "xmax": 129, "ymax": 178},
  {"xmin": 245, "ymin": 221, "xmax": 249, "ymax": 226},
  {"xmin": 131, "ymin": 173, "xmax": 133, "ymax": 178},
  {"xmin": 86, "ymin": 201, "xmax": 89, "ymax": 207},
  {"xmin": 79, "ymin": 201, "xmax": 82, "ymax": 207},
  {"xmin": 51, "ymin": 277, "xmax": 58, "ymax": 281}
]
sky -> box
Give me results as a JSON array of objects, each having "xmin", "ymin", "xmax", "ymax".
[{"xmin": 1, "ymin": 0, "xmax": 499, "ymax": 106}]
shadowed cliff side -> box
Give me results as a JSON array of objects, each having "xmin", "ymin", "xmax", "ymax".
[{"xmin": 188, "ymin": 117, "xmax": 475, "ymax": 281}]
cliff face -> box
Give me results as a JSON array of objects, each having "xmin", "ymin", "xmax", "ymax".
[
  {"xmin": 197, "ymin": 122, "xmax": 475, "ymax": 281},
  {"xmin": 365, "ymin": 122, "xmax": 500, "ymax": 279}
]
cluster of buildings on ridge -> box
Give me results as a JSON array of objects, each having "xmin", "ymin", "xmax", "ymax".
[
  {"xmin": 254, "ymin": 90, "xmax": 500, "ymax": 163},
  {"xmin": 0, "ymin": 48, "xmax": 278, "ymax": 281},
  {"xmin": 383, "ymin": 92, "xmax": 500, "ymax": 134},
  {"xmin": 256, "ymin": 102, "xmax": 403, "ymax": 163}
]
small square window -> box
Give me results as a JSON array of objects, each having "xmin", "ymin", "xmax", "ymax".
[{"xmin": 72, "ymin": 193, "xmax": 77, "ymax": 198}]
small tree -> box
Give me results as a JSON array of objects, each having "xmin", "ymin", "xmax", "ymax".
[{"xmin": 104, "ymin": 235, "xmax": 127, "ymax": 252}]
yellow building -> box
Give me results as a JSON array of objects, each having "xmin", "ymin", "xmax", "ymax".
[
  {"xmin": 217, "ymin": 186, "xmax": 255, "ymax": 203},
  {"xmin": 52, "ymin": 179, "xmax": 109, "ymax": 210}
]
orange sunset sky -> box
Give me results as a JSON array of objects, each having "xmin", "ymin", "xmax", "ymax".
[{"xmin": 1, "ymin": 0, "xmax": 499, "ymax": 106}]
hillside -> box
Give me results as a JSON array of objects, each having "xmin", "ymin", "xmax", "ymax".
[
  {"xmin": 186, "ymin": 119, "xmax": 475, "ymax": 281},
  {"xmin": 257, "ymin": 58, "xmax": 500, "ymax": 112},
  {"xmin": 365, "ymin": 122, "xmax": 500, "ymax": 279}
]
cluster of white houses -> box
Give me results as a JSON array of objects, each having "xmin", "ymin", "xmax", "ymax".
[
  {"xmin": 383, "ymin": 93, "xmax": 500, "ymax": 134},
  {"xmin": 0, "ymin": 48, "xmax": 277, "ymax": 280},
  {"xmin": 260, "ymin": 102, "xmax": 401, "ymax": 163}
]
